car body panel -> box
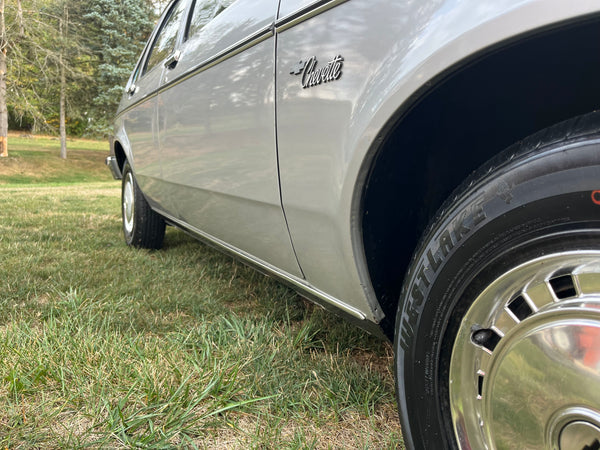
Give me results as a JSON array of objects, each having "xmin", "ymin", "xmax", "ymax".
[
  {"xmin": 151, "ymin": 0, "xmax": 303, "ymax": 277},
  {"xmin": 274, "ymin": 0, "xmax": 600, "ymax": 323},
  {"xmin": 119, "ymin": 65, "xmax": 162, "ymax": 207},
  {"xmin": 112, "ymin": 0, "xmax": 600, "ymax": 326}
]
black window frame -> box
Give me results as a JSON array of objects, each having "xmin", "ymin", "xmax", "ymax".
[
  {"xmin": 142, "ymin": 0, "xmax": 189, "ymax": 76},
  {"xmin": 184, "ymin": 0, "xmax": 236, "ymax": 42}
]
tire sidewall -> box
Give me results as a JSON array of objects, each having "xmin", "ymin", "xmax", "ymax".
[
  {"xmin": 121, "ymin": 162, "xmax": 137, "ymax": 246},
  {"xmin": 395, "ymin": 137, "xmax": 600, "ymax": 449}
]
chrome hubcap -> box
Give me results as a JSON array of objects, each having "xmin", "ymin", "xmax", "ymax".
[
  {"xmin": 123, "ymin": 172, "xmax": 135, "ymax": 234},
  {"xmin": 559, "ymin": 419, "xmax": 600, "ymax": 450},
  {"xmin": 450, "ymin": 252, "xmax": 600, "ymax": 449}
]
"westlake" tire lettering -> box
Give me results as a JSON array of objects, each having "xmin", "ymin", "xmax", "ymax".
[{"xmin": 398, "ymin": 201, "xmax": 486, "ymax": 351}]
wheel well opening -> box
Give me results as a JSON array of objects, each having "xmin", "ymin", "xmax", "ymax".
[
  {"xmin": 362, "ymin": 15, "xmax": 600, "ymax": 339},
  {"xmin": 113, "ymin": 140, "xmax": 127, "ymax": 172}
]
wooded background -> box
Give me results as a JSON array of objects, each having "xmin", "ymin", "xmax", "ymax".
[{"xmin": 0, "ymin": 0, "xmax": 169, "ymax": 158}]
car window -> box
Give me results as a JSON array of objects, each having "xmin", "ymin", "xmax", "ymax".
[
  {"xmin": 186, "ymin": 0, "xmax": 236, "ymax": 39},
  {"xmin": 130, "ymin": 41, "xmax": 149, "ymax": 85},
  {"xmin": 144, "ymin": 0, "xmax": 188, "ymax": 74},
  {"xmin": 127, "ymin": 60, "xmax": 142, "ymax": 92}
]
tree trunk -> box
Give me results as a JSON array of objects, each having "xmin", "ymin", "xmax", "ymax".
[
  {"xmin": 59, "ymin": 5, "xmax": 67, "ymax": 159},
  {"xmin": 59, "ymin": 64, "xmax": 66, "ymax": 159},
  {"xmin": 17, "ymin": 0, "xmax": 24, "ymax": 38},
  {"xmin": 0, "ymin": 0, "xmax": 8, "ymax": 158}
]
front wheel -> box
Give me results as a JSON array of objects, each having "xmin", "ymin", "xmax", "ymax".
[
  {"xmin": 395, "ymin": 114, "xmax": 600, "ymax": 449},
  {"xmin": 121, "ymin": 162, "xmax": 165, "ymax": 249}
]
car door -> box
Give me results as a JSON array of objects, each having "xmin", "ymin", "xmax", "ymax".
[{"xmin": 156, "ymin": 0, "xmax": 303, "ymax": 277}]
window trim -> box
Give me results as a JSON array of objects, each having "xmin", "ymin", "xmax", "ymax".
[
  {"xmin": 117, "ymin": 0, "xmax": 276, "ymax": 117},
  {"xmin": 142, "ymin": 0, "xmax": 190, "ymax": 77}
]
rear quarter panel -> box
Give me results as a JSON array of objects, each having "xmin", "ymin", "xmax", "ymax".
[{"xmin": 275, "ymin": 0, "xmax": 600, "ymax": 322}]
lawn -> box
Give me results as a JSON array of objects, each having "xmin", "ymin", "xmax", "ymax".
[
  {"xmin": 0, "ymin": 138, "xmax": 402, "ymax": 448},
  {"xmin": 0, "ymin": 134, "xmax": 111, "ymax": 185}
]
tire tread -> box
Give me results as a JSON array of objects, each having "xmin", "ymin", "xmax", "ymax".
[{"xmin": 122, "ymin": 162, "xmax": 166, "ymax": 250}]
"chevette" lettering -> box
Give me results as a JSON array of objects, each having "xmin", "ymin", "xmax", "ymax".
[{"xmin": 293, "ymin": 55, "xmax": 344, "ymax": 89}]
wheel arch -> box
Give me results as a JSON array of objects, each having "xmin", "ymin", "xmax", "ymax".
[
  {"xmin": 359, "ymin": 13, "xmax": 600, "ymax": 339},
  {"xmin": 112, "ymin": 139, "xmax": 128, "ymax": 173}
]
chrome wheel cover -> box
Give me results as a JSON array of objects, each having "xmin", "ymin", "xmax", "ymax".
[
  {"xmin": 450, "ymin": 252, "xmax": 600, "ymax": 449},
  {"xmin": 123, "ymin": 172, "xmax": 135, "ymax": 235}
]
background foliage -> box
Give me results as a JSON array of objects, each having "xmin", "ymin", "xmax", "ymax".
[{"xmin": 6, "ymin": 0, "xmax": 157, "ymax": 138}]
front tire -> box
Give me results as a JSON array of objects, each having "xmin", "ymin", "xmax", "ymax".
[
  {"xmin": 121, "ymin": 162, "xmax": 165, "ymax": 249},
  {"xmin": 395, "ymin": 114, "xmax": 600, "ymax": 449}
]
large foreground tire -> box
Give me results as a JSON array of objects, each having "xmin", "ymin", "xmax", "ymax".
[
  {"xmin": 395, "ymin": 113, "xmax": 600, "ymax": 449},
  {"xmin": 121, "ymin": 162, "xmax": 166, "ymax": 249}
]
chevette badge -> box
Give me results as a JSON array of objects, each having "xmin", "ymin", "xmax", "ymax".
[{"xmin": 290, "ymin": 55, "xmax": 344, "ymax": 88}]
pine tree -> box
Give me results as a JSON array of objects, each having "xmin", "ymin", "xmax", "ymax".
[{"xmin": 82, "ymin": 0, "xmax": 155, "ymax": 136}]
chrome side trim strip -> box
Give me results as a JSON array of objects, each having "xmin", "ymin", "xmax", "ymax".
[
  {"xmin": 275, "ymin": 0, "xmax": 349, "ymax": 33},
  {"xmin": 158, "ymin": 209, "xmax": 367, "ymax": 320},
  {"xmin": 116, "ymin": 24, "xmax": 274, "ymax": 119},
  {"xmin": 115, "ymin": 92, "xmax": 159, "ymax": 120}
]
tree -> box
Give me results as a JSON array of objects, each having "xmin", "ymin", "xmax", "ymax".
[
  {"xmin": 1, "ymin": 0, "xmax": 67, "ymax": 156},
  {"xmin": 82, "ymin": 0, "xmax": 155, "ymax": 136},
  {"xmin": 58, "ymin": 2, "xmax": 67, "ymax": 158},
  {"xmin": 7, "ymin": 0, "xmax": 93, "ymax": 157},
  {"xmin": 0, "ymin": 0, "xmax": 30, "ymax": 156},
  {"xmin": 1, "ymin": 0, "xmax": 53, "ymax": 155},
  {"xmin": 0, "ymin": 0, "xmax": 9, "ymax": 157},
  {"xmin": 5, "ymin": 0, "xmax": 48, "ymax": 136},
  {"xmin": 51, "ymin": 0, "xmax": 90, "ymax": 158},
  {"xmin": 0, "ymin": 0, "xmax": 157, "ymax": 153}
]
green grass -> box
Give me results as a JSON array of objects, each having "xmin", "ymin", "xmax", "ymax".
[
  {"xmin": 0, "ymin": 134, "xmax": 112, "ymax": 185},
  {"xmin": 9, "ymin": 133, "xmax": 108, "ymax": 152},
  {"xmin": 0, "ymin": 142, "xmax": 403, "ymax": 448}
]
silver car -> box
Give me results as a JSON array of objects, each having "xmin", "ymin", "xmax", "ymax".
[{"xmin": 106, "ymin": 0, "xmax": 600, "ymax": 448}]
